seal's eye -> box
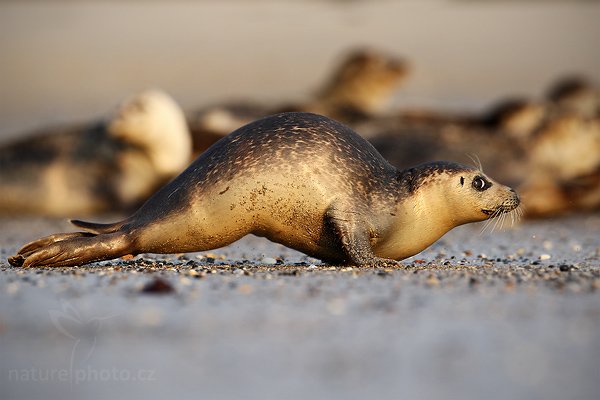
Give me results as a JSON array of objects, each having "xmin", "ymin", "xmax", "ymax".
[{"xmin": 472, "ymin": 176, "xmax": 491, "ymax": 191}]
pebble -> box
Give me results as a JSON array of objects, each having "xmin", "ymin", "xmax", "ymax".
[
  {"xmin": 6, "ymin": 282, "xmax": 19, "ymax": 296},
  {"xmin": 138, "ymin": 308, "xmax": 164, "ymax": 327},
  {"xmin": 238, "ymin": 284, "xmax": 253, "ymax": 295},
  {"xmin": 261, "ymin": 257, "xmax": 278, "ymax": 265},
  {"xmin": 327, "ymin": 298, "xmax": 346, "ymax": 316},
  {"xmin": 141, "ymin": 277, "xmax": 175, "ymax": 294},
  {"xmin": 539, "ymin": 254, "xmax": 551, "ymax": 261},
  {"xmin": 179, "ymin": 277, "xmax": 193, "ymax": 286},
  {"xmin": 425, "ymin": 274, "xmax": 440, "ymax": 287}
]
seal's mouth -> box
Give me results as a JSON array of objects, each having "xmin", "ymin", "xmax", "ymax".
[
  {"xmin": 482, "ymin": 193, "xmax": 521, "ymax": 217},
  {"xmin": 480, "ymin": 192, "xmax": 522, "ymax": 233},
  {"xmin": 480, "ymin": 199, "xmax": 523, "ymax": 233},
  {"xmin": 481, "ymin": 203, "xmax": 519, "ymax": 217}
]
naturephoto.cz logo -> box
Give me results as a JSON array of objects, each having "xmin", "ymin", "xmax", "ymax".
[{"xmin": 8, "ymin": 300, "xmax": 155, "ymax": 385}]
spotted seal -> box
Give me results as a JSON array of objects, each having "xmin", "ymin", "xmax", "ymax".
[{"xmin": 8, "ymin": 112, "xmax": 520, "ymax": 268}]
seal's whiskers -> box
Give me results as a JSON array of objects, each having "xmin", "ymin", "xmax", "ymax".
[{"xmin": 480, "ymin": 205, "xmax": 522, "ymax": 235}]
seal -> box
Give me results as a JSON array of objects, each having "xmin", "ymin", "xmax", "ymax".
[
  {"xmin": 8, "ymin": 112, "xmax": 520, "ymax": 268},
  {"xmin": 546, "ymin": 75, "xmax": 599, "ymax": 118},
  {"xmin": 308, "ymin": 47, "xmax": 409, "ymax": 119},
  {"xmin": 519, "ymin": 113, "xmax": 600, "ymax": 217},
  {"xmin": 0, "ymin": 89, "xmax": 191, "ymax": 216}
]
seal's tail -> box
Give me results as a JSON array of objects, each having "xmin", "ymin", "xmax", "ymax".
[
  {"xmin": 8, "ymin": 231, "xmax": 133, "ymax": 268},
  {"xmin": 70, "ymin": 219, "xmax": 129, "ymax": 234}
]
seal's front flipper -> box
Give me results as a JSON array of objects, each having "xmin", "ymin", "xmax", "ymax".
[{"xmin": 325, "ymin": 207, "xmax": 399, "ymax": 268}]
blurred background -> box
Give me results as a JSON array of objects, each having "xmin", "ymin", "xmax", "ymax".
[{"xmin": 1, "ymin": 0, "xmax": 599, "ymax": 139}]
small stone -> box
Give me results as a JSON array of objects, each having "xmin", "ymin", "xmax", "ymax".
[
  {"xmin": 559, "ymin": 264, "xmax": 571, "ymax": 272},
  {"xmin": 327, "ymin": 298, "xmax": 346, "ymax": 316},
  {"xmin": 425, "ymin": 274, "xmax": 440, "ymax": 287},
  {"xmin": 539, "ymin": 254, "xmax": 551, "ymax": 261},
  {"xmin": 141, "ymin": 277, "xmax": 175, "ymax": 294},
  {"xmin": 238, "ymin": 284, "xmax": 253, "ymax": 295},
  {"xmin": 6, "ymin": 282, "xmax": 19, "ymax": 296},
  {"xmin": 179, "ymin": 277, "xmax": 193, "ymax": 286},
  {"xmin": 138, "ymin": 308, "xmax": 164, "ymax": 327},
  {"xmin": 261, "ymin": 257, "xmax": 278, "ymax": 265}
]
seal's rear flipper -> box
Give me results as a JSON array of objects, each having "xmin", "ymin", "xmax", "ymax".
[
  {"xmin": 70, "ymin": 219, "xmax": 128, "ymax": 234},
  {"xmin": 17, "ymin": 232, "xmax": 95, "ymax": 258},
  {"xmin": 9, "ymin": 231, "xmax": 133, "ymax": 268}
]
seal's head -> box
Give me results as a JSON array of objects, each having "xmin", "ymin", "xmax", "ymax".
[
  {"xmin": 375, "ymin": 161, "xmax": 521, "ymax": 261},
  {"xmin": 401, "ymin": 161, "xmax": 521, "ymax": 226},
  {"xmin": 317, "ymin": 48, "xmax": 409, "ymax": 114},
  {"xmin": 107, "ymin": 89, "xmax": 192, "ymax": 177}
]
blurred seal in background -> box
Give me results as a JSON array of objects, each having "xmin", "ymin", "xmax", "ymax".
[{"xmin": 0, "ymin": 89, "xmax": 191, "ymax": 216}]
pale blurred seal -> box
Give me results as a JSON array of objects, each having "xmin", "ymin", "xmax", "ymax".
[{"xmin": 0, "ymin": 89, "xmax": 191, "ymax": 216}]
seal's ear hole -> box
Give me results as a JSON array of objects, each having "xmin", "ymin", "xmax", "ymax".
[{"xmin": 460, "ymin": 177, "xmax": 465, "ymax": 186}]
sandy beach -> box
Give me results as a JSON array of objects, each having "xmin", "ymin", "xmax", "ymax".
[{"xmin": 1, "ymin": 215, "xmax": 599, "ymax": 400}]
